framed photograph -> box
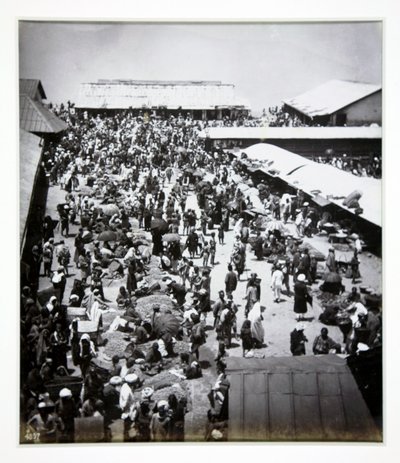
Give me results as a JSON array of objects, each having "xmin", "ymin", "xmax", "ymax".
[{"xmin": 18, "ymin": 18, "xmax": 383, "ymax": 447}]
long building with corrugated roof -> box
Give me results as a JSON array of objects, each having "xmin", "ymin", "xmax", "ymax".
[
  {"xmin": 75, "ymin": 79, "xmax": 250, "ymax": 120},
  {"xmin": 282, "ymin": 80, "xmax": 382, "ymax": 126}
]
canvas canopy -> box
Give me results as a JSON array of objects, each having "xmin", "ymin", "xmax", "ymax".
[{"xmin": 239, "ymin": 143, "xmax": 381, "ymax": 227}]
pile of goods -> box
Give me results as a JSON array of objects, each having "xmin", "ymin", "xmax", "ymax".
[
  {"xmin": 135, "ymin": 294, "xmax": 176, "ymax": 320},
  {"xmin": 103, "ymin": 331, "xmax": 129, "ymax": 358},
  {"xmin": 144, "ymin": 256, "xmax": 168, "ymax": 286},
  {"xmin": 151, "ymin": 383, "xmax": 188, "ymax": 404},
  {"xmin": 298, "ymin": 242, "xmax": 326, "ymax": 261},
  {"xmin": 313, "ymin": 289, "xmax": 350, "ymax": 309}
]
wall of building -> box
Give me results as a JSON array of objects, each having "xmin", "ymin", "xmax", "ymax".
[
  {"xmin": 331, "ymin": 91, "xmax": 382, "ymax": 126},
  {"xmin": 77, "ymin": 81, "xmax": 244, "ymax": 110},
  {"xmin": 213, "ymin": 137, "xmax": 382, "ymax": 158}
]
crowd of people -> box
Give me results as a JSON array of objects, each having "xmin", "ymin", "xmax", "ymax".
[
  {"xmin": 20, "ymin": 104, "xmax": 382, "ymax": 443},
  {"xmin": 313, "ymin": 152, "xmax": 382, "ymax": 179}
]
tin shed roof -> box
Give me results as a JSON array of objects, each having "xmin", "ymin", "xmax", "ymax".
[
  {"xmin": 76, "ymin": 80, "xmax": 250, "ymax": 110},
  {"xmin": 19, "ymin": 95, "xmax": 68, "ymax": 134},
  {"xmin": 283, "ymin": 80, "xmax": 381, "ymax": 118},
  {"xmin": 19, "ymin": 78, "xmax": 47, "ymax": 100},
  {"xmin": 226, "ymin": 355, "xmax": 381, "ymax": 442}
]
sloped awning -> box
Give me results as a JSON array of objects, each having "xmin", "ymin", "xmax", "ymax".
[
  {"xmin": 226, "ymin": 355, "xmax": 381, "ymax": 442},
  {"xmin": 20, "ymin": 129, "xmax": 42, "ymax": 251},
  {"xmin": 20, "ymin": 95, "xmax": 68, "ymax": 134},
  {"xmin": 239, "ymin": 143, "xmax": 381, "ymax": 227}
]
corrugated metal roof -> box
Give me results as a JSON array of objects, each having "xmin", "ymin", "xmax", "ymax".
[
  {"xmin": 226, "ymin": 355, "xmax": 381, "ymax": 442},
  {"xmin": 239, "ymin": 143, "xmax": 381, "ymax": 227},
  {"xmin": 76, "ymin": 80, "xmax": 250, "ymax": 110},
  {"xmin": 96, "ymin": 79, "xmax": 224, "ymax": 86},
  {"xmin": 283, "ymin": 80, "xmax": 381, "ymax": 118},
  {"xmin": 19, "ymin": 95, "xmax": 68, "ymax": 134},
  {"xmin": 20, "ymin": 129, "xmax": 42, "ymax": 250},
  {"xmin": 19, "ymin": 78, "xmax": 47, "ymax": 100},
  {"xmin": 199, "ymin": 126, "xmax": 382, "ymax": 140}
]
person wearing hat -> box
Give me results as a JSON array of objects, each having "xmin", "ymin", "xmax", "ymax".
[
  {"xmin": 55, "ymin": 388, "xmax": 77, "ymax": 443},
  {"xmin": 78, "ymin": 333, "xmax": 97, "ymax": 378},
  {"xmin": 271, "ymin": 264, "xmax": 284, "ymax": 303},
  {"xmin": 119, "ymin": 374, "xmax": 139, "ymax": 441},
  {"xmin": 150, "ymin": 400, "xmax": 171, "ymax": 441},
  {"xmin": 293, "ymin": 274, "xmax": 312, "ymax": 321},
  {"xmin": 39, "ymin": 358, "xmax": 54, "ymax": 383},
  {"xmin": 290, "ymin": 323, "xmax": 308, "ymax": 356},
  {"xmin": 297, "ymin": 247, "xmax": 312, "ymax": 283},
  {"xmin": 68, "ymin": 293, "xmax": 80, "ymax": 307},
  {"xmin": 26, "ymin": 401, "xmax": 59, "ymax": 443}
]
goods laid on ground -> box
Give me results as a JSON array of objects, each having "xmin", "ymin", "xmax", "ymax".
[
  {"xmin": 135, "ymin": 294, "xmax": 176, "ymax": 320},
  {"xmin": 103, "ymin": 331, "xmax": 129, "ymax": 358},
  {"xmin": 298, "ymin": 242, "xmax": 325, "ymax": 261},
  {"xmin": 313, "ymin": 289, "xmax": 351, "ymax": 309},
  {"xmin": 101, "ymin": 309, "xmax": 124, "ymax": 329},
  {"xmin": 143, "ymin": 370, "xmax": 184, "ymax": 391},
  {"xmin": 151, "ymin": 383, "xmax": 188, "ymax": 403}
]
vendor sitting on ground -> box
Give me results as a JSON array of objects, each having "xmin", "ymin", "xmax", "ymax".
[
  {"xmin": 116, "ymin": 286, "xmax": 131, "ymax": 309},
  {"xmin": 312, "ymin": 328, "xmax": 341, "ymax": 355},
  {"xmin": 107, "ymin": 301, "xmax": 142, "ymax": 333},
  {"xmin": 178, "ymin": 353, "xmax": 203, "ymax": 379},
  {"xmin": 319, "ymin": 305, "xmax": 340, "ymax": 325},
  {"xmin": 157, "ymin": 332, "xmax": 176, "ymax": 357},
  {"xmin": 131, "ymin": 319, "xmax": 149, "ymax": 344},
  {"xmin": 144, "ymin": 342, "xmax": 163, "ymax": 371},
  {"xmin": 123, "ymin": 340, "xmax": 145, "ymax": 362}
]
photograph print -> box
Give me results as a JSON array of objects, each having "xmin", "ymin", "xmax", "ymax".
[{"xmin": 19, "ymin": 20, "xmax": 382, "ymax": 443}]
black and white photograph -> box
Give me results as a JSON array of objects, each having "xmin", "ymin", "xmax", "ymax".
[{"xmin": 18, "ymin": 20, "xmax": 383, "ymax": 444}]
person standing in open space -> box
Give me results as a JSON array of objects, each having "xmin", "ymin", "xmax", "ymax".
[{"xmin": 293, "ymin": 274, "xmax": 312, "ymax": 321}]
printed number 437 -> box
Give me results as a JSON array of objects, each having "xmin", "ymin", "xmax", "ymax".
[{"xmin": 25, "ymin": 431, "xmax": 40, "ymax": 441}]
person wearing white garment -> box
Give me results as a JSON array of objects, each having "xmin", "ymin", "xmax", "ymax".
[
  {"xmin": 119, "ymin": 374, "xmax": 139, "ymax": 441},
  {"xmin": 247, "ymin": 302, "xmax": 266, "ymax": 348},
  {"xmin": 271, "ymin": 265, "xmax": 284, "ymax": 302}
]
